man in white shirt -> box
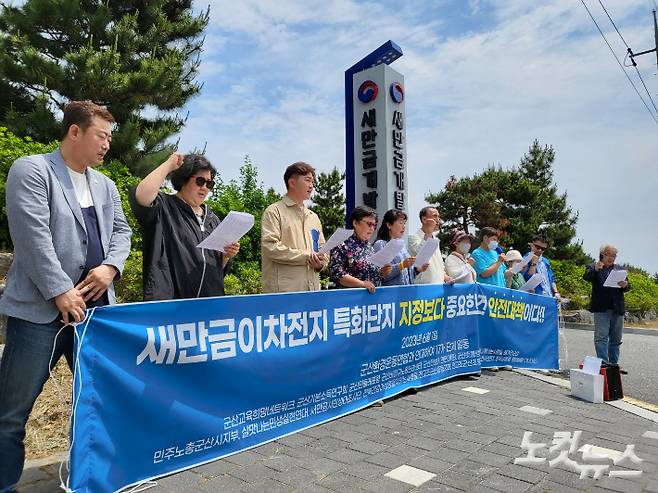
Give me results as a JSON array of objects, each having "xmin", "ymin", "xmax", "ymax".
[
  {"xmin": 0, "ymin": 101, "xmax": 131, "ymax": 490},
  {"xmin": 408, "ymin": 206, "xmax": 452, "ymax": 285}
]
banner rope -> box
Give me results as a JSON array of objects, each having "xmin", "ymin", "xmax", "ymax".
[
  {"xmin": 55, "ymin": 307, "xmax": 97, "ymax": 493},
  {"xmin": 558, "ymin": 300, "xmax": 570, "ymax": 372},
  {"xmin": 122, "ymin": 480, "xmax": 158, "ymax": 492}
]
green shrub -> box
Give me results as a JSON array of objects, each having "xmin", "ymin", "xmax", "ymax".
[
  {"xmin": 115, "ymin": 250, "xmax": 143, "ymax": 303},
  {"xmin": 0, "ymin": 127, "xmax": 58, "ymax": 248},
  {"xmin": 551, "ymin": 259, "xmax": 591, "ymax": 310},
  {"xmin": 98, "ymin": 160, "xmax": 142, "ymax": 250},
  {"xmin": 224, "ymin": 261, "xmax": 262, "ymax": 296},
  {"xmin": 205, "ymin": 156, "xmax": 280, "ymax": 268},
  {"xmin": 625, "ymin": 272, "xmax": 658, "ymax": 313}
]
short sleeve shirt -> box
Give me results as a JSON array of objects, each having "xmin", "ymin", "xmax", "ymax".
[{"xmin": 471, "ymin": 247, "xmax": 506, "ymax": 287}]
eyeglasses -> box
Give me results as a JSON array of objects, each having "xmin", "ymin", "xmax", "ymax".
[
  {"xmin": 361, "ymin": 220, "xmax": 377, "ymax": 228},
  {"xmin": 194, "ymin": 176, "xmax": 215, "ymax": 190},
  {"xmin": 532, "ymin": 244, "xmax": 547, "ymax": 252}
]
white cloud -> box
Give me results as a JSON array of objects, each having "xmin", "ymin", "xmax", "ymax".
[{"xmin": 181, "ymin": 0, "xmax": 658, "ymax": 273}]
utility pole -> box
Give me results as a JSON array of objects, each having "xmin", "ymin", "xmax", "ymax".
[{"xmin": 628, "ymin": 10, "xmax": 658, "ymax": 69}]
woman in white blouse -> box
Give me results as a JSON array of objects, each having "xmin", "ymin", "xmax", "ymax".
[{"xmin": 444, "ymin": 230, "xmax": 477, "ymax": 284}]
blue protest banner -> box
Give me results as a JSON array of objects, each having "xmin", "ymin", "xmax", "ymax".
[
  {"xmin": 476, "ymin": 283, "xmax": 558, "ymax": 369},
  {"xmin": 68, "ymin": 283, "xmax": 557, "ymax": 492}
]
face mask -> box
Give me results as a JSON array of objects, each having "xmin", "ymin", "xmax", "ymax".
[
  {"xmin": 457, "ymin": 242, "xmax": 471, "ymax": 254},
  {"xmin": 488, "ymin": 240, "xmax": 498, "ymax": 250}
]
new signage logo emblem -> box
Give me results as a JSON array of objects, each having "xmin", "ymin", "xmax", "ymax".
[
  {"xmin": 357, "ymin": 80, "xmax": 379, "ymax": 103},
  {"xmin": 390, "ymin": 82, "xmax": 404, "ymax": 103}
]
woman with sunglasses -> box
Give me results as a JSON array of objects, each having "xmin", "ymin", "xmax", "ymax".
[
  {"xmin": 129, "ymin": 152, "xmax": 239, "ymax": 301},
  {"xmin": 328, "ymin": 205, "xmax": 391, "ymax": 293}
]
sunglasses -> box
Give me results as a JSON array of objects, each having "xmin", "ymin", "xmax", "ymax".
[
  {"xmin": 532, "ymin": 244, "xmax": 547, "ymax": 252},
  {"xmin": 194, "ymin": 176, "xmax": 215, "ymax": 190}
]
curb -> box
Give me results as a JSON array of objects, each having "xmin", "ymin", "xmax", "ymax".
[
  {"xmin": 514, "ymin": 368, "xmax": 658, "ymax": 423},
  {"xmin": 564, "ymin": 322, "xmax": 658, "ymax": 336},
  {"xmin": 24, "ymin": 451, "xmax": 67, "ymax": 470}
]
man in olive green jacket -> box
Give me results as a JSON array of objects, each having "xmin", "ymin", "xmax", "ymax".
[{"xmin": 261, "ymin": 162, "xmax": 328, "ymax": 293}]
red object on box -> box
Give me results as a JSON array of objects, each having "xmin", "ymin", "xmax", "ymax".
[{"xmin": 578, "ymin": 364, "xmax": 623, "ymax": 401}]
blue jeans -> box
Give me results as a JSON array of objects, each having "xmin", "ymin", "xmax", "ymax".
[
  {"xmin": 593, "ymin": 310, "xmax": 624, "ymax": 365},
  {"xmin": 0, "ymin": 316, "xmax": 74, "ymax": 492}
]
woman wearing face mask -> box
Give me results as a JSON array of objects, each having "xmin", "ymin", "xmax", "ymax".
[
  {"xmin": 129, "ymin": 153, "xmax": 240, "ymax": 301},
  {"xmin": 445, "ymin": 230, "xmax": 477, "ymax": 284},
  {"xmin": 471, "ymin": 227, "xmax": 506, "ymax": 287},
  {"xmin": 373, "ymin": 209, "xmax": 429, "ymax": 286},
  {"xmin": 503, "ymin": 250, "xmax": 526, "ymax": 289}
]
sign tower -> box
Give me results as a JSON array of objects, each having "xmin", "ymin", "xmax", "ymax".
[{"xmin": 345, "ymin": 41, "xmax": 407, "ymax": 227}]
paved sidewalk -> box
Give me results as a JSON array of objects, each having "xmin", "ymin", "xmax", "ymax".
[{"xmin": 18, "ymin": 371, "xmax": 658, "ymax": 492}]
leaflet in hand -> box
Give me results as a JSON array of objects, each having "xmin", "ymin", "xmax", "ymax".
[
  {"xmin": 519, "ymin": 273, "xmax": 543, "ymax": 293},
  {"xmin": 603, "ymin": 269, "xmax": 627, "ymax": 288},
  {"xmin": 318, "ymin": 228, "xmax": 353, "ymax": 254},
  {"xmin": 452, "ymin": 267, "xmax": 471, "ymax": 283},
  {"xmin": 412, "ymin": 237, "xmax": 439, "ymax": 268},
  {"xmin": 197, "ymin": 211, "xmax": 254, "ymax": 251},
  {"xmin": 367, "ymin": 238, "xmax": 405, "ymax": 268},
  {"xmin": 510, "ymin": 253, "xmax": 533, "ymax": 274}
]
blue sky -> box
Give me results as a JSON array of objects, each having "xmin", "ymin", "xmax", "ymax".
[{"xmin": 178, "ymin": 0, "xmax": 658, "ymax": 274}]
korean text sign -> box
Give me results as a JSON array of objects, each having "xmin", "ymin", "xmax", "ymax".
[{"xmin": 69, "ymin": 283, "xmax": 557, "ymax": 492}]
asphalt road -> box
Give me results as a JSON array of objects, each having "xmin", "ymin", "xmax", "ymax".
[{"xmin": 561, "ymin": 327, "xmax": 658, "ymax": 406}]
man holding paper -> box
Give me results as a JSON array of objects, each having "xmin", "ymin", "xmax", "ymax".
[
  {"xmin": 261, "ymin": 162, "xmax": 327, "ymax": 293},
  {"xmin": 408, "ymin": 207, "xmax": 452, "ymax": 285},
  {"xmin": 583, "ymin": 244, "xmax": 631, "ymax": 370},
  {"xmin": 129, "ymin": 153, "xmax": 240, "ymax": 300},
  {"xmin": 521, "ymin": 234, "xmax": 559, "ymax": 299}
]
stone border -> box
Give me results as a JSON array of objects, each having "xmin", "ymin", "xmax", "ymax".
[
  {"xmin": 564, "ymin": 322, "xmax": 658, "ymax": 336},
  {"xmin": 514, "ymin": 368, "xmax": 658, "ymax": 422},
  {"xmin": 24, "ymin": 452, "xmax": 68, "ymax": 470}
]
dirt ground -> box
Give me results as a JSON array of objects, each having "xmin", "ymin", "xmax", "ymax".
[
  {"xmin": 627, "ymin": 319, "xmax": 658, "ymax": 329},
  {"xmin": 25, "ymin": 359, "xmax": 72, "ymax": 459}
]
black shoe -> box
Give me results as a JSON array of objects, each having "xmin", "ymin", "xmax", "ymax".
[{"xmin": 619, "ymin": 368, "xmax": 628, "ymax": 375}]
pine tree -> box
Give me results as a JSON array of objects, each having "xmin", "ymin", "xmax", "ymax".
[
  {"xmin": 311, "ymin": 167, "xmax": 345, "ymax": 238},
  {"xmin": 426, "ymin": 140, "xmax": 587, "ymax": 261},
  {"xmin": 0, "ymin": 0, "xmax": 208, "ymax": 174},
  {"xmin": 508, "ymin": 140, "xmax": 583, "ymax": 259}
]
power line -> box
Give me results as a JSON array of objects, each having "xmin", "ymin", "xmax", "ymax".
[
  {"xmin": 634, "ymin": 65, "xmax": 658, "ymax": 115},
  {"xmin": 598, "ymin": 0, "xmax": 630, "ymax": 49},
  {"xmin": 579, "ymin": 0, "xmax": 658, "ymax": 125},
  {"xmin": 597, "ymin": 0, "xmax": 658, "ymax": 118}
]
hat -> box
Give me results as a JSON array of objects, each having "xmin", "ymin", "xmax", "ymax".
[
  {"xmin": 505, "ymin": 250, "xmax": 522, "ymax": 262},
  {"xmin": 450, "ymin": 229, "xmax": 475, "ymax": 245}
]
